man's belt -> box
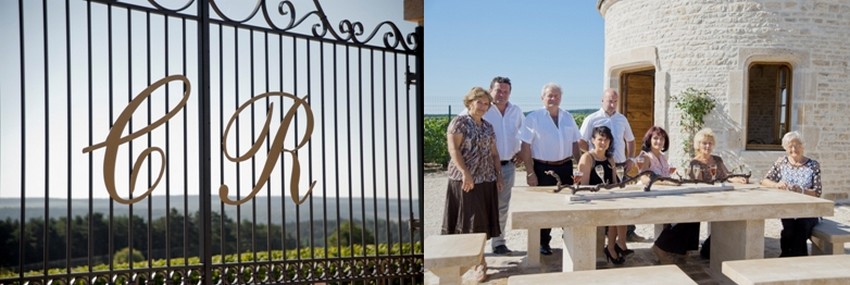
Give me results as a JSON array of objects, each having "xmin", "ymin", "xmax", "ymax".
[
  {"xmin": 500, "ymin": 160, "xmax": 511, "ymax": 166},
  {"xmin": 534, "ymin": 158, "xmax": 572, "ymax": 166}
]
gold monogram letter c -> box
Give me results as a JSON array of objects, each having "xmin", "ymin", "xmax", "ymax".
[{"xmin": 82, "ymin": 75, "xmax": 191, "ymax": 205}]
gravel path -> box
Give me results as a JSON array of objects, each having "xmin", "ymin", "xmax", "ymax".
[{"xmin": 424, "ymin": 170, "xmax": 850, "ymax": 285}]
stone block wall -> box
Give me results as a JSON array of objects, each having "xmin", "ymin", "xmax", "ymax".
[{"xmin": 598, "ymin": 0, "xmax": 850, "ymax": 200}]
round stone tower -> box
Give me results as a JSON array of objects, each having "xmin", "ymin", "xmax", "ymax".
[{"xmin": 597, "ymin": 0, "xmax": 850, "ymax": 199}]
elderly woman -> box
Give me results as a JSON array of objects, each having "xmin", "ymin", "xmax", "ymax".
[
  {"xmin": 442, "ymin": 87, "xmax": 502, "ymax": 281},
  {"xmin": 760, "ymin": 131, "xmax": 822, "ymax": 257}
]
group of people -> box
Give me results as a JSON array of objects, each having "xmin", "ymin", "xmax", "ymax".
[{"xmin": 439, "ymin": 76, "xmax": 823, "ymax": 282}]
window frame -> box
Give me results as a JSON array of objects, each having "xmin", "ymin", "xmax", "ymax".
[{"xmin": 745, "ymin": 62, "xmax": 793, "ymax": 151}]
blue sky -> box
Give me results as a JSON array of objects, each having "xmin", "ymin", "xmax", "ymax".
[{"xmin": 425, "ymin": 0, "xmax": 606, "ymax": 114}]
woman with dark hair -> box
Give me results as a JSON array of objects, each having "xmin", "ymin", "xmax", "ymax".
[
  {"xmin": 635, "ymin": 126, "xmax": 676, "ymax": 184},
  {"xmin": 442, "ymin": 86, "xmax": 502, "ymax": 281},
  {"xmin": 632, "ymin": 126, "xmax": 687, "ymax": 264},
  {"xmin": 577, "ymin": 126, "xmax": 627, "ymax": 264}
]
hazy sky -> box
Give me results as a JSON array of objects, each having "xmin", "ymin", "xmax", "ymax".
[{"xmin": 425, "ymin": 0, "xmax": 605, "ymax": 114}]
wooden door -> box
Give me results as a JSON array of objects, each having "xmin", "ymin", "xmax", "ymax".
[{"xmin": 621, "ymin": 70, "xmax": 655, "ymax": 141}]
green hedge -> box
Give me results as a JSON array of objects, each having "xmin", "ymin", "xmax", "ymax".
[
  {"xmin": 0, "ymin": 242, "xmax": 421, "ymax": 284},
  {"xmin": 424, "ymin": 117, "xmax": 451, "ymax": 167}
]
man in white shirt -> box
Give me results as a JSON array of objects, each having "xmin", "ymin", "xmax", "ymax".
[
  {"xmin": 517, "ymin": 83, "xmax": 581, "ymax": 255},
  {"xmin": 460, "ymin": 76, "xmax": 523, "ymax": 255},
  {"xmin": 579, "ymin": 88, "xmax": 636, "ymax": 174},
  {"xmin": 578, "ymin": 88, "xmax": 647, "ymax": 242}
]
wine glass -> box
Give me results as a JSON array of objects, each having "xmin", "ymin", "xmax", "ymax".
[
  {"xmin": 690, "ymin": 164, "xmax": 702, "ymax": 181},
  {"xmin": 594, "ymin": 165, "xmax": 606, "ymax": 184},
  {"xmin": 635, "ymin": 155, "xmax": 645, "ymax": 166},
  {"xmin": 573, "ymin": 169, "xmax": 583, "ymax": 186},
  {"xmin": 669, "ymin": 166, "xmax": 678, "ymax": 177}
]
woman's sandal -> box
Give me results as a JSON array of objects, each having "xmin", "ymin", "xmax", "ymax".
[{"xmin": 475, "ymin": 263, "xmax": 488, "ymax": 282}]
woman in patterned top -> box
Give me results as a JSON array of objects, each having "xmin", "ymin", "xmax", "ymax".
[
  {"xmin": 441, "ymin": 87, "xmax": 502, "ymax": 282},
  {"xmin": 760, "ymin": 131, "xmax": 822, "ymax": 257}
]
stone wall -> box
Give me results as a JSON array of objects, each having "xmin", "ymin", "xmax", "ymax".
[{"xmin": 598, "ymin": 0, "xmax": 850, "ymax": 200}]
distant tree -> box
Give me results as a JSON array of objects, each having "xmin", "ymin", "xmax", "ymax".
[
  {"xmin": 112, "ymin": 247, "xmax": 145, "ymax": 265},
  {"xmin": 0, "ymin": 218, "xmax": 19, "ymax": 267},
  {"xmin": 573, "ymin": 113, "xmax": 587, "ymax": 128},
  {"xmin": 327, "ymin": 220, "xmax": 375, "ymax": 247}
]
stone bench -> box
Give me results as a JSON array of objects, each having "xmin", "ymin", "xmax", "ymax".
[
  {"xmin": 722, "ymin": 255, "xmax": 850, "ymax": 285},
  {"xmin": 424, "ymin": 233, "xmax": 486, "ymax": 285},
  {"xmin": 810, "ymin": 217, "xmax": 850, "ymax": 255},
  {"xmin": 507, "ymin": 265, "xmax": 696, "ymax": 285}
]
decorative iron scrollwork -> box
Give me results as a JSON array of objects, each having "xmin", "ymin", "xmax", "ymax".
[{"xmin": 204, "ymin": 0, "xmax": 418, "ymax": 52}]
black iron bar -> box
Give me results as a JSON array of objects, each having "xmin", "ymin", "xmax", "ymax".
[
  {"xmin": 217, "ymin": 22, "xmax": 226, "ymax": 266},
  {"xmin": 382, "ymin": 50, "xmax": 390, "ymax": 255},
  {"xmin": 146, "ymin": 10, "xmax": 153, "ymax": 269},
  {"xmin": 198, "ymin": 1, "xmax": 214, "ymax": 283},
  {"xmin": 303, "ymin": 36, "xmax": 313, "ymax": 262},
  {"xmin": 18, "ymin": 0, "xmax": 25, "ymax": 279},
  {"xmin": 395, "ymin": 53, "xmax": 403, "ymax": 255},
  {"xmin": 127, "ymin": 6, "xmax": 136, "ymax": 273},
  {"xmin": 233, "ymin": 24, "xmax": 242, "ymax": 267},
  {"xmin": 164, "ymin": 13, "xmax": 172, "ymax": 267},
  {"xmin": 249, "ymin": 27, "xmax": 258, "ymax": 268},
  {"xmin": 345, "ymin": 41, "xmax": 354, "ymax": 256},
  {"xmin": 104, "ymin": 3, "xmax": 115, "ymax": 273},
  {"xmin": 358, "ymin": 47, "xmax": 367, "ymax": 256},
  {"xmin": 264, "ymin": 30, "xmax": 272, "ymax": 262},
  {"xmin": 42, "ymin": 0, "xmax": 50, "ymax": 275},
  {"xmin": 333, "ymin": 42, "xmax": 341, "ymax": 252},
  {"xmin": 65, "ymin": 0, "xmax": 72, "ymax": 275},
  {"xmin": 181, "ymin": 16, "xmax": 189, "ymax": 267},
  {"xmin": 405, "ymin": 54, "xmax": 415, "ymax": 255},
  {"xmin": 370, "ymin": 49, "xmax": 378, "ymax": 258},
  {"xmin": 279, "ymin": 33, "xmax": 289, "ymax": 260},
  {"xmin": 297, "ymin": 36, "xmax": 306, "ymax": 262},
  {"xmin": 415, "ymin": 25, "xmax": 425, "ymax": 249},
  {"xmin": 319, "ymin": 38, "xmax": 327, "ymax": 260},
  {"xmin": 85, "ymin": 0, "xmax": 93, "ymax": 273}
]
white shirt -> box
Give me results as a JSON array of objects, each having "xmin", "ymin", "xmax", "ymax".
[
  {"xmin": 579, "ymin": 108, "xmax": 635, "ymax": 164},
  {"xmin": 517, "ymin": 108, "xmax": 581, "ymax": 161},
  {"xmin": 462, "ymin": 102, "xmax": 524, "ymax": 160}
]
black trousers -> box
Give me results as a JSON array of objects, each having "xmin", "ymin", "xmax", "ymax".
[
  {"xmin": 533, "ymin": 159, "xmax": 572, "ymax": 247},
  {"xmin": 654, "ymin": 222, "xmax": 700, "ymax": 255},
  {"xmin": 779, "ymin": 217, "xmax": 819, "ymax": 257}
]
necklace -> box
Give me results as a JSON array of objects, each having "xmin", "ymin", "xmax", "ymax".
[{"xmin": 789, "ymin": 157, "xmax": 807, "ymax": 167}]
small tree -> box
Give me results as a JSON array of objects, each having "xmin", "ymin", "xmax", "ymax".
[
  {"xmin": 113, "ymin": 247, "xmax": 145, "ymax": 265},
  {"xmin": 671, "ymin": 87, "xmax": 716, "ymax": 160}
]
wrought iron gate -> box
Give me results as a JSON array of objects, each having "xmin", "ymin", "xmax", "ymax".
[{"xmin": 0, "ymin": 0, "xmax": 423, "ymax": 284}]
